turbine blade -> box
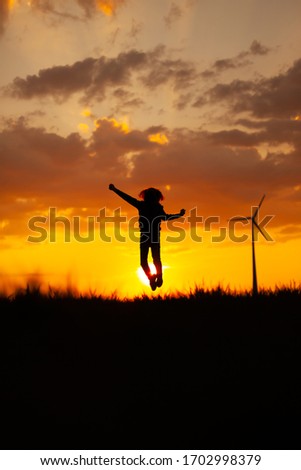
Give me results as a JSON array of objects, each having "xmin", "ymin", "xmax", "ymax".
[
  {"xmin": 258, "ymin": 194, "xmax": 266, "ymax": 208},
  {"xmin": 253, "ymin": 194, "xmax": 266, "ymax": 218},
  {"xmin": 253, "ymin": 220, "xmax": 269, "ymax": 241}
]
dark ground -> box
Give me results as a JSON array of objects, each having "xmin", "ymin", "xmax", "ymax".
[{"xmin": 1, "ymin": 287, "xmax": 301, "ymax": 450}]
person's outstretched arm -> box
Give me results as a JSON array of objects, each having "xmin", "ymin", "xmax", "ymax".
[
  {"xmin": 109, "ymin": 184, "xmax": 139, "ymax": 208},
  {"xmin": 164, "ymin": 208, "xmax": 186, "ymax": 220}
]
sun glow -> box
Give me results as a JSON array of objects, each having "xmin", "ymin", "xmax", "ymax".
[
  {"xmin": 148, "ymin": 133, "xmax": 169, "ymax": 145},
  {"xmin": 96, "ymin": 0, "xmax": 124, "ymax": 16},
  {"xmin": 81, "ymin": 108, "xmax": 92, "ymax": 118},
  {"xmin": 137, "ymin": 264, "xmax": 169, "ymax": 287},
  {"xmin": 95, "ymin": 116, "xmax": 130, "ymax": 134},
  {"xmin": 78, "ymin": 123, "xmax": 90, "ymax": 134},
  {"xmin": 8, "ymin": 0, "xmax": 16, "ymax": 9}
]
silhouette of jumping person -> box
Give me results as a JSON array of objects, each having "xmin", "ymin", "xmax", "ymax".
[{"xmin": 109, "ymin": 184, "xmax": 185, "ymax": 291}]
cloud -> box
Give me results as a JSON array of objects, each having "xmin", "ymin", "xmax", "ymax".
[
  {"xmin": 0, "ymin": 116, "xmax": 166, "ymax": 218},
  {"xmin": 5, "ymin": 57, "xmax": 95, "ymax": 101},
  {"xmin": 4, "ymin": 46, "xmax": 198, "ymax": 103},
  {"xmin": 249, "ymin": 39, "xmax": 270, "ymax": 55},
  {"xmin": 238, "ymin": 58, "xmax": 301, "ymax": 119},
  {"xmin": 201, "ymin": 40, "xmax": 271, "ymax": 78},
  {"xmin": 0, "ymin": 117, "xmax": 87, "ymax": 193},
  {"xmin": 173, "ymin": 92, "xmax": 193, "ymax": 110},
  {"xmin": 0, "ymin": 0, "xmax": 127, "ymax": 37},
  {"xmin": 200, "ymin": 57, "xmax": 301, "ymax": 120},
  {"xmin": 4, "ymin": 51, "xmax": 148, "ymax": 102},
  {"xmin": 235, "ymin": 118, "xmax": 301, "ymax": 147},
  {"xmin": 140, "ymin": 55, "xmax": 198, "ymax": 91},
  {"xmin": 22, "ymin": 0, "xmax": 88, "ymax": 22},
  {"xmin": 88, "ymin": 117, "xmax": 157, "ymax": 168},
  {"xmin": 3, "ymin": 114, "xmax": 301, "ymax": 235},
  {"xmin": 30, "ymin": 0, "xmax": 126, "ymax": 17},
  {"xmin": 193, "ymin": 79, "xmax": 254, "ymax": 108},
  {"xmin": 129, "ymin": 129, "xmax": 301, "ymax": 228},
  {"xmin": 164, "ymin": 2, "xmax": 182, "ymax": 28},
  {"xmin": 112, "ymin": 88, "xmax": 145, "ymax": 109}
]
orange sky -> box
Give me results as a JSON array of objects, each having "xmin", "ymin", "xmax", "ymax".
[{"xmin": 0, "ymin": 0, "xmax": 301, "ymax": 297}]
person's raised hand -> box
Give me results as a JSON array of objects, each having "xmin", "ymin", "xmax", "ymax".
[
  {"xmin": 180, "ymin": 208, "xmax": 186, "ymax": 216},
  {"xmin": 109, "ymin": 183, "xmax": 115, "ymax": 191}
]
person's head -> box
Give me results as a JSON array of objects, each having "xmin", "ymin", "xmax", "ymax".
[{"xmin": 139, "ymin": 187, "xmax": 164, "ymax": 203}]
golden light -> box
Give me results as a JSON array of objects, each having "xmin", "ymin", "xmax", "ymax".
[
  {"xmin": 97, "ymin": 0, "xmax": 119, "ymax": 16},
  {"xmin": 136, "ymin": 264, "xmax": 169, "ymax": 286},
  {"xmin": 291, "ymin": 115, "xmax": 301, "ymax": 121},
  {"xmin": 78, "ymin": 123, "xmax": 90, "ymax": 134},
  {"xmin": 148, "ymin": 133, "xmax": 169, "ymax": 145},
  {"xmin": 0, "ymin": 220, "xmax": 9, "ymax": 230},
  {"xmin": 94, "ymin": 116, "xmax": 130, "ymax": 134},
  {"xmin": 165, "ymin": 184, "xmax": 171, "ymax": 191},
  {"xmin": 114, "ymin": 117, "xmax": 130, "ymax": 134},
  {"xmin": 81, "ymin": 108, "xmax": 92, "ymax": 118},
  {"xmin": 8, "ymin": 0, "xmax": 16, "ymax": 10}
]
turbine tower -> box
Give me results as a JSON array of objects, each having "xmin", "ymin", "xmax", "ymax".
[{"xmin": 232, "ymin": 195, "xmax": 268, "ymax": 296}]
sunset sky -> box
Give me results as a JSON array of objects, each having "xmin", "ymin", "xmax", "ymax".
[{"xmin": 1, "ymin": 0, "xmax": 301, "ymax": 297}]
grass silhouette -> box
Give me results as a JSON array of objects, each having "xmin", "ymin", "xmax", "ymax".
[{"xmin": 1, "ymin": 284, "xmax": 301, "ymax": 449}]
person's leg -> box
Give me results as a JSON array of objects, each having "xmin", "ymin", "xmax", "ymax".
[
  {"xmin": 141, "ymin": 237, "xmax": 157, "ymax": 290},
  {"xmin": 151, "ymin": 242, "xmax": 163, "ymax": 287},
  {"xmin": 140, "ymin": 234, "xmax": 151, "ymax": 278}
]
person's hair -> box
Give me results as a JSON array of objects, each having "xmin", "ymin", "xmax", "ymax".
[{"xmin": 139, "ymin": 187, "xmax": 164, "ymax": 203}]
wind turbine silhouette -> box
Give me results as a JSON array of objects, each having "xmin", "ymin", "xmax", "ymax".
[{"xmin": 232, "ymin": 195, "xmax": 268, "ymax": 296}]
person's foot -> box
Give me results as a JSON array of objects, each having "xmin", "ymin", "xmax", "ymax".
[
  {"xmin": 149, "ymin": 274, "xmax": 157, "ymax": 291},
  {"xmin": 156, "ymin": 276, "xmax": 163, "ymax": 288}
]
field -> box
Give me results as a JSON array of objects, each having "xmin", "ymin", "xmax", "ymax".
[{"xmin": 1, "ymin": 285, "xmax": 301, "ymax": 450}]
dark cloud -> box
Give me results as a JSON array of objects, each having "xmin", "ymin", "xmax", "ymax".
[
  {"xmin": 193, "ymin": 79, "xmax": 255, "ymax": 108},
  {"xmin": 122, "ymin": 97, "xmax": 144, "ymax": 108},
  {"xmin": 4, "ymin": 46, "xmax": 198, "ymax": 103},
  {"xmin": 141, "ymin": 57, "xmax": 198, "ymax": 91},
  {"xmin": 88, "ymin": 117, "xmax": 155, "ymax": 168},
  {"xmin": 30, "ymin": 0, "xmax": 126, "ymax": 18},
  {"xmin": 130, "ymin": 129, "xmax": 301, "ymax": 227},
  {"xmin": 236, "ymin": 118, "xmax": 301, "ymax": 146},
  {"xmin": 0, "ymin": 116, "xmax": 164, "ymax": 219},
  {"xmin": 2, "ymin": 114, "xmax": 300, "ymax": 235},
  {"xmin": 4, "ymin": 51, "xmax": 148, "ymax": 102},
  {"xmin": 6, "ymin": 57, "xmax": 96, "ymax": 101},
  {"xmin": 200, "ymin": 57, "xmax": 301, "ymax": 120},
  {"xmin": 205, "ymin": 128, "xmax": 263, "ymax": 147},
  {"xmin": 250, "ymin": 39, "xmax": 270, "ymax": 55},
  {"xmin": 212, "ymin": 57, "xmax": 250, "ymax": 73},
  {"xmin": 239, "ymin": 58, "xmax": 301, "ymax": 119},
  {"xmin": 201, "ymin": 40, "xmax": 271, "ymax": 78},
  {"xmin": 0, "ymin": 117, "xmax": 87, "ymax": 194},
  {"xmin": 112, "ymin": 87, "xmax": 144, "ymax": 110}
]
